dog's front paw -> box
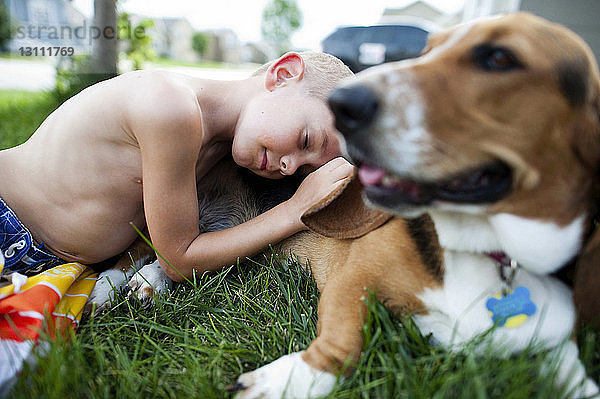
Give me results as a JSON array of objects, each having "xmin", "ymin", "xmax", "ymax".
[
  {"xmin": 85, "ymin": 268, "xmax": 134, "ymax": 314},
  {"xmin": 228, "ymin": 352, "xmax": 337, "ymax": 399},
  {"xmin": 128, "ymin": 260, "xmax": 172, "ymax": 307}
]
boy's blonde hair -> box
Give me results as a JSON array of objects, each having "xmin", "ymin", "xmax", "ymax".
[{"xmin": 253, "ymin": 51, "xmax": 354, "ymax": 101}]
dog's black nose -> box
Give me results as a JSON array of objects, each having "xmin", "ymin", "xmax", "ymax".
[{"xmin": 328, "ymin": 85, "xmax": 378, "ymax": 136}]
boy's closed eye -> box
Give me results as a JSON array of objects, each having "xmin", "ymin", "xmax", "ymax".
[{"xmin": 300, "ymin": 129, "xmax": 310, "ymax": 150}]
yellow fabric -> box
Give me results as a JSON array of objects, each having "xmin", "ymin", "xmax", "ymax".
[
  {"xmin": 0, "ymin": 262, "xmax": 97, "ymax": 325},
  {"xmin": 0, "ymin": 260, "xmax": 97, "ymax": 390}
]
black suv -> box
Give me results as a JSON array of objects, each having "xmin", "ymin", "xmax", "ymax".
[{"xmin": 321, "ymin": 24, "xmax": 429, "ymax": 72}]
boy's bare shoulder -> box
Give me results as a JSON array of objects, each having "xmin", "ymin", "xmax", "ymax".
[
  {"xmin": 117, "ymin": 70, "xmax": 203, "ymax": 144},
  {"xmin": 121, "ymin": 70, "xmax": 201, "ymax": 124}
]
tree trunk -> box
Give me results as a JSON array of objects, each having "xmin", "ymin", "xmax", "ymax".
[{"xmin": 91, "ymin": 0, "xmax": 117, "ymax": 77}]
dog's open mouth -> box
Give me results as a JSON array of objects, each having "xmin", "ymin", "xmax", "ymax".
[{"xmin": 358, "ymin": 161, "xmax": 513, "ymax": 208}]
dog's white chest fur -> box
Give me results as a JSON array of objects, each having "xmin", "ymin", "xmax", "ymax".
[
  {"xmin": 414, "ymin": 251, "xmax": 575, "ymax": 351},
  {"xmin": 414, "ymin": 211, "xmax": 579, "ymax": 352},
  {"xmin": 412, "ymin": 239, "xmax": 600, "ymax": 397}
]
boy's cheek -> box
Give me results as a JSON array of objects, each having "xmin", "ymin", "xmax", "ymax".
[{"xmin": 230, "ymin": 147, "xmax": 248, "ymax": 169}]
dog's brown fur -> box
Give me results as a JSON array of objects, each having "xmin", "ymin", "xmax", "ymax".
[
  {"xmin": 422, "ymin": 16, "xmax": 600, "ymax": 225},
  {"xmin": 280, "ymin": 218, "xmax": 442, "ymax": 374}
]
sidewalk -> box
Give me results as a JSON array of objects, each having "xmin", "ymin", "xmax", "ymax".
[
  {"xmin": 0, "ymin": 58, "xmax": 56, "ymax": 91},
  {"xmin": 0, "ymin": 58, "xmax": 255, "ymax": 91},
  {"xmin": 144, "ymin": 63, "xmax": 255, "ymax": 81}
]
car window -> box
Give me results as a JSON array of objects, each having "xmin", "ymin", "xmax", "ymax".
[
  {"xmin": 322, "ymin": 24, "xmax": 430, "ymax": 72},
  {"xmin": 366, "ymin": 26, "xmax": 396, "ymax": 42},
  {"xmin": 365, "ymin": 26, "xmax": 428, "ymax": 43},
  {"xmin": 330, "ymin": 27, "xmax": 362, "ymax": 41},
  {"xmin": 395, "ymin": 26, "xmax": 429, "ymax": 44}
]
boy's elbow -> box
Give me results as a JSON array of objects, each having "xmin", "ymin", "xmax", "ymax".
[
  {"xmin": 158, "ymin": 256, "xmax": 211, "ymax": 283},
  {"xmin": 156, "ymin": 249, "xmax": 219, "ymax": 282},
  {"xmin": 158, "ymin": 257, "xmax": 188, "ymax": 282},
  {"xmin": 163, "ymin": 267, "xmax": 186, "ymax": 283}
]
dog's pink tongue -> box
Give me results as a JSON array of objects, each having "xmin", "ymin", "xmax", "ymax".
[{"xmin": 358, "ymin": 165, "xmax": 386, "ymax": 186}]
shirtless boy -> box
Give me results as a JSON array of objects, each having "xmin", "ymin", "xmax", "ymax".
[{"xmin": 0, "ymin": 51, "xmax": 354, "ymax": 281}]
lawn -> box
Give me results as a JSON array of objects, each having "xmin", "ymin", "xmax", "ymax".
[
  {"xmin": 1, "ymin": 90, "xmax": 599, "ymax": 398},
  {"xmin": 0, "ymin": 90, "xmax": 58, "ymax": 149}
]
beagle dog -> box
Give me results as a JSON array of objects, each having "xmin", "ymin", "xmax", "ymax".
[{"xmin": 232, "ymin": 13, "xmax": 600, "ymax": 398}]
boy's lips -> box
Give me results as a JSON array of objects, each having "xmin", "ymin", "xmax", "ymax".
[{"xmin": 260, "ymin": 149, "xmax": 268, "ymax": 170}]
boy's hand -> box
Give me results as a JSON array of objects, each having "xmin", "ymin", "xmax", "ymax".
[{"xmin": 287, "ymin": 157, "xmax": 354, "ymax": 226}]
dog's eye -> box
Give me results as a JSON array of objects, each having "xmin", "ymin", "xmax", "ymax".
[{"xmin": 472, "ymin": 45, "xmax": 523, "ymax": 72}]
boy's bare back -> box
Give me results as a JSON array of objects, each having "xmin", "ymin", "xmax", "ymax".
[{"xmin": 0, "ymin": 70, "xmax": 225, "ymax": 263}]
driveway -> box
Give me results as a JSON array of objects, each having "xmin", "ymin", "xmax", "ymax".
[
  {"xmin": 144, "ymin": 64, "xmax": 255, "ymax": 80},
  {"xmin": 0, "ymin": 58, "xmax": 256, "ymax": 91},
  {"xmin": 0, "ymin": 58, "xmax": 56, "ymax": 91}
]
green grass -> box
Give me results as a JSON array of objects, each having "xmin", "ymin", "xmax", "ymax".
[
  {"xmin": 8, "ymin": 255, "xmax": 600, "ymax": 398},
  {"xmin": 2, "ymin": 90, "xmax": 599, "ymax": 398},
  {"xmin": 0, "ymin": 90, "xmax": 59, "ymax": 149}
]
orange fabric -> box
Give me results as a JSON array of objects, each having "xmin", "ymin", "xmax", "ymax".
[{"xmin": 0, "ymin": 262, "xmax": 97, "ymax": 388}]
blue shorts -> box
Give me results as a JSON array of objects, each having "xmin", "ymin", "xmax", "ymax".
[{"xmin": 0, "ymin": 197, "xmax": 64, "ymax": 276}]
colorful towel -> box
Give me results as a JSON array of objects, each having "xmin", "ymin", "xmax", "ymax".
[{"xmin": 0, "ymin": 254, "xmax": 97, "ymax": 394}]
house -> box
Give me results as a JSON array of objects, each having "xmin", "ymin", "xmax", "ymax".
[
  {"xmin": 201, "ymin": 28, "xmax": 243, "ymax": 64},
  {"xmin": 379, "ymin": 1, "xmax": 461, "ymax": 31},
  {"xmin": 462, "ymin": 0, "xmax": 521, "ymax": 21},
  {"xmin": 463, "ymin": 0, "xmax": 599, "ymax": 63},
  {"xmin": 132, "ymin": 16, "xmax": 197, "ymax": 63},
  {"xmin": 6, "ymin": 0, "xmax": 88, "ymax": 53},
  {"xmin": 384, "ymin": 0, "xmax": 599, "ymax": 64},
  {"xmin": 133, "ymin": 17, "xmax": 245, "ymax": 64},
  {"xmin": 518, "ymin": 0, "xmax": 599, "ymax": 64},
  {"xmin": 240, "ymin": 41, "xmax": 277, "ymax": 65}
]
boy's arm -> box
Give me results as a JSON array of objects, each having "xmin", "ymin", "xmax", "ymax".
[
  {"xmin": 133, "ymin": 87, "xmax": 352, "ymax": 282},
  {"xmin": 167, "ymin": 158, "xmax": 352, "ymax": 281},
  {"xmin": 133, "ymin": 87, "xmax": 205, "ymax": 281}
]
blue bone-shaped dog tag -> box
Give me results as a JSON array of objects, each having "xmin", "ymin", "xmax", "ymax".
[{"xmin": 486, "ymin": 286, "xmax": 537, "ymax": 327}]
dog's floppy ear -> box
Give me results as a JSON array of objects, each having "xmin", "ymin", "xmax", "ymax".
[
  {"xmin": 574, "ymin": 226, "xmax": 600, "ymax": 327},
  {"xmin": 573, "ymin": 74, "xmax": 600, "ymax": 327},
  {"xmin": 567, "ymin": 59, "xmax": 600, "ymax": 180},
  {"xmin": 301, "ymin": 174, "xmax": 392, "ymax": 239}
]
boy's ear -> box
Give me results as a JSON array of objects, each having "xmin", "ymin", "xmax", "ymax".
[{"xmin": 265, "ymin": 52, "xmax": 305, "ymax": 91}]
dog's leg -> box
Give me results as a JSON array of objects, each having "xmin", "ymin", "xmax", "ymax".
[
  {"xmin": 231, "ymin": 351, "xmax": 337, "ymax": 399},
  {"xmin": 86, "ymin": 266, "xmax": 136, "ymax": 313},
  {"xmin": 128, "ymin": 259, "xmax": 173, "ymax": 307},
  {"xmin": 86, "ymin": 237, "xmax": 155, "ymax": 313},
  {"xmin": 231, "ymin": 258, "xmax": 378, "ymax": 398},
  {"xmin": 231, "ymin": 220, "xmax": 431, "ymax": 398},
  {"xmin": 302, "ymin": 268, "xmax": 372, "ymax": 376},
  {"xmin": 547, "ymin": 340, "xmax": 599, "ymax": 398}
]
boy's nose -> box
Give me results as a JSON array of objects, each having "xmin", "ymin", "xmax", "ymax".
[
  {"xmin": 280, "ymin": 153, "xmax": 311, "ymax": 176},
  {"xmin": 279, "ymin": 155, "xmax": 297, "ymax": 175}
]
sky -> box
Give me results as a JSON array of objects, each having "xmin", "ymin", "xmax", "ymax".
[{"xmin": 72, "ymin": 0, "xmax": 465, "ymax": 50}]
